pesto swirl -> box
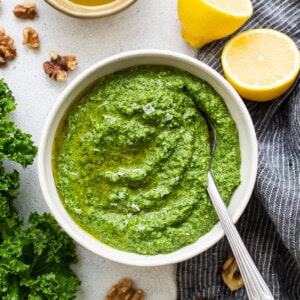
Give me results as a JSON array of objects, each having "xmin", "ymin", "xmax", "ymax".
[{"xmin": 53, "ymin": 66, "xmax": 241, "ymax": 255}]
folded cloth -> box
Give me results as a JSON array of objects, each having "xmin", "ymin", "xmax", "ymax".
[{"xmin": 176, "ymin": 0, "xmax": 300, "ymax": 299}]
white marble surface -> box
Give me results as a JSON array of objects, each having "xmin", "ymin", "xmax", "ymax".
[{"xmin": 1, "ymin": 0, "xmax": 197, "ymax": 299}]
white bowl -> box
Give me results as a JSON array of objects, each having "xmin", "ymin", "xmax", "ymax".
[
  {"xmin": 38, "ymin": 50, "xmax": 257, "ymax": 266},
  {"xmin": 45, "ymin": 0, "xmax": 137, "ymax": 18}
]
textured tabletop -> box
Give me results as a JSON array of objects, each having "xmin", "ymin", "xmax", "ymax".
[{"xmin": 1, "ymin": 0, "xmax": 196, "ymax": 299}]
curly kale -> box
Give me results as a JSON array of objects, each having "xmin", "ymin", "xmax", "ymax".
[
  {"xmin": 0, "ymin": 80, "xmax": 15, "ymax": 119},
  {"xmin": 0, "ymin": 157, "xmax": 23, "ymax": 243},
  {"xmin": 0, "ymin": 80, "xmax": 37, "ymax": 167},
  {"xmin": 0, "ymin": 79, "xmax": 80, "ymax": 299},
  {"xmin": 0, "ymin": 79, "xmax": 31, "ymax": 241},
  {"xmin": 0, "ymin": 213, "xmax": 80, "ymax": 300}
]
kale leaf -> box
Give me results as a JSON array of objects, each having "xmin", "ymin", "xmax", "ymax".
[
  {"xmin": 0, "ymin": 213, "xmax": 80, "ymax": 300},
  {"xmin": 0, "ymin": 79, "xmax": 15, "ymax": 119},
  {"xmin": 0, "ymin": 79, "xmax": 80, "ymax": 299},
  {"xmin": 0, "ymin": 80, "xmax": 38, "ymax": 167},
  {"xmin": 0, "ymin": 149, "xmax": 24, "ymax": 243}
]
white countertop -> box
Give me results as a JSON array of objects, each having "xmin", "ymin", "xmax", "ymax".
[{"xmin": 1, "ymin": 0, "xmax": 197, "ymax": 299}]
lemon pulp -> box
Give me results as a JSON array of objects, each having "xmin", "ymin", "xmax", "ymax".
[{"xmin": 221, "ymin": 29, "xmax": 300, "ymax": 101}]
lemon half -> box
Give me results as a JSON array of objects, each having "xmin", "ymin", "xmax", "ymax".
[
  {"xmin": 221, "ymin": 28, "xmax": 300, "ymax": 101},
  {"xmin": 178, "ymin": 0, "xmax": 253, "ymax": 48}
]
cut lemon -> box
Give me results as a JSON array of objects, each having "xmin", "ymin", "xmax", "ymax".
[
  {"xmin": 221, "ymin": 28, "xmax": 300, "ymax": 101},
  {"xmin": 178, "ymin": 0, "xmax": 253, "ymax": 48}
]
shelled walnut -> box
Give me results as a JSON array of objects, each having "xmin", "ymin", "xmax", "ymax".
[
  {"xmin": 13, "ymin": 0, "xmax": 37, "ymax": 19},
  {"xmin": 23, "ymin": 27, "xmax": 39, "ymax": 49},
  {"xmin": 106, "ymin": 278, "xmax": 144, "ymax": 300},
  {"xmin": 222, "ymin": 256, "xmax": 244, "ymax": 291},
  {"xmin": 0, "ymin": 28, "xmax": 16, "ymax": 65},
  {"xmin": 43, "ymin": 52, "xmax": 78, "ymax": 81}
]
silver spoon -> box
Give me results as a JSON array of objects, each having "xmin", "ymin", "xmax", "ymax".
[{"xmin": 201, "ymin": 109, "xmax": 274, "ymax": 300}]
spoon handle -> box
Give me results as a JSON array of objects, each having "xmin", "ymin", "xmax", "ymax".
[{"xmin": 207, "ymin": 172, "xmax": 274, "ymax": 300}]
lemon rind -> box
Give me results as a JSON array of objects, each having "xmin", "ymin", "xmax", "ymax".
[{"xmin": 202, "ymin": 0, "xmax": 253, "ymax": 17}]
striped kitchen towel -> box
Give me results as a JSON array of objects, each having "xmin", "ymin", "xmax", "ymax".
[{"xmin": 176, "ymin": 0, "xmax": 300, "ymax": 299}]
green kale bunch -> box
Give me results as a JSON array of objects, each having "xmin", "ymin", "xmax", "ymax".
[{"xmin": 0, "ymin": 79, "xmax": 80, "ymax": 299}]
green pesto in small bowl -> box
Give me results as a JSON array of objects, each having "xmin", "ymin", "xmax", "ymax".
[{"xmin": 52, "ymin": 65, "xmax": 241, "ymax": 255}]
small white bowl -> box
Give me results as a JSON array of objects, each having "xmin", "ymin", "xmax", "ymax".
[
  {"xmin": 44, "ymin": 0, "xmax": 137, "ymax": 18},
  {"xmin": 38, "ymin": 50, "xmax": 257, "ymax": 266}
]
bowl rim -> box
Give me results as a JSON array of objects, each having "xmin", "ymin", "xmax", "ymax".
[
  {"xmin": 44, "ymin": 0, "xmax": 137, "ymax": 18},
  {"xmin": 38, "ymin": 49, "xmax": 258, "ymax": 266}
]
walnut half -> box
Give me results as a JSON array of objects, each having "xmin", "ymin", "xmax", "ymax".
[
  {"xmin": 23, "ymin": 27, "xmax": 39, "ymax": 49},
  {"xmin": 222, "ymin": 256, "xmax": 244, "ymax": 291},
  {"xmin": 0, "ymin": 28, "xmax": 16, "ymax": 65},
  {"xmin": 43, "ymin": 52, "xmax": 78, "ymax": 81},
  {"xmin": 106, "ymin": 278, "xmax": 144, "ymax": 300},
  {"xmin": 13, "ymin": 0, "xmax": 37, "ymax": 19}
]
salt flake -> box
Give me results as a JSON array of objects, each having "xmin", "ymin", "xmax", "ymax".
[
  {"xmin": 166, "ymin": 113, "xmax": 173, "ymax": 121},
  {"xmin": 118, "ymin": 192, "xmax": 125, "ymax": 199},
  {"xmin": 143, "ymin": 103, "xmax": 155, "ymax": 115},
  {"xmin": 131, "ymin": 203, "xmax": 140, "ymax": 211}
]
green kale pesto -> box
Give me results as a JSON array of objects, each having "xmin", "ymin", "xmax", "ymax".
[{"xmin": 53, "ymin": 65, "xmax": 241, "ymax": 255}]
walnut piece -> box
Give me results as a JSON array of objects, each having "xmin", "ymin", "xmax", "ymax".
[
  {"xmin": 13, "ymin": 0, "xmax": 37, "ymax": 19},
  {"xmin": 23, "ymin": 27, "xmax": 39, "ymax": 49},
  {"xmin": 43, "ymin": 52, "xmax": 78, "ymax": 81},
  {"xmin": 222, "ymin": 256, "xmax": 244, "ymax": 291},
  {"xmin": 0, "ymin": 28, "xmax": 17, "ymax": 65},
  {"xmin": 106, "ymin": 278, "xmax": 144, "ymax": 300}
]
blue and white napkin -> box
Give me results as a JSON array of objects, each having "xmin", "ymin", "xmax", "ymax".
[{"xmin": 176, "ymin": 0, "xmax": 300, "ymax": 298}]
